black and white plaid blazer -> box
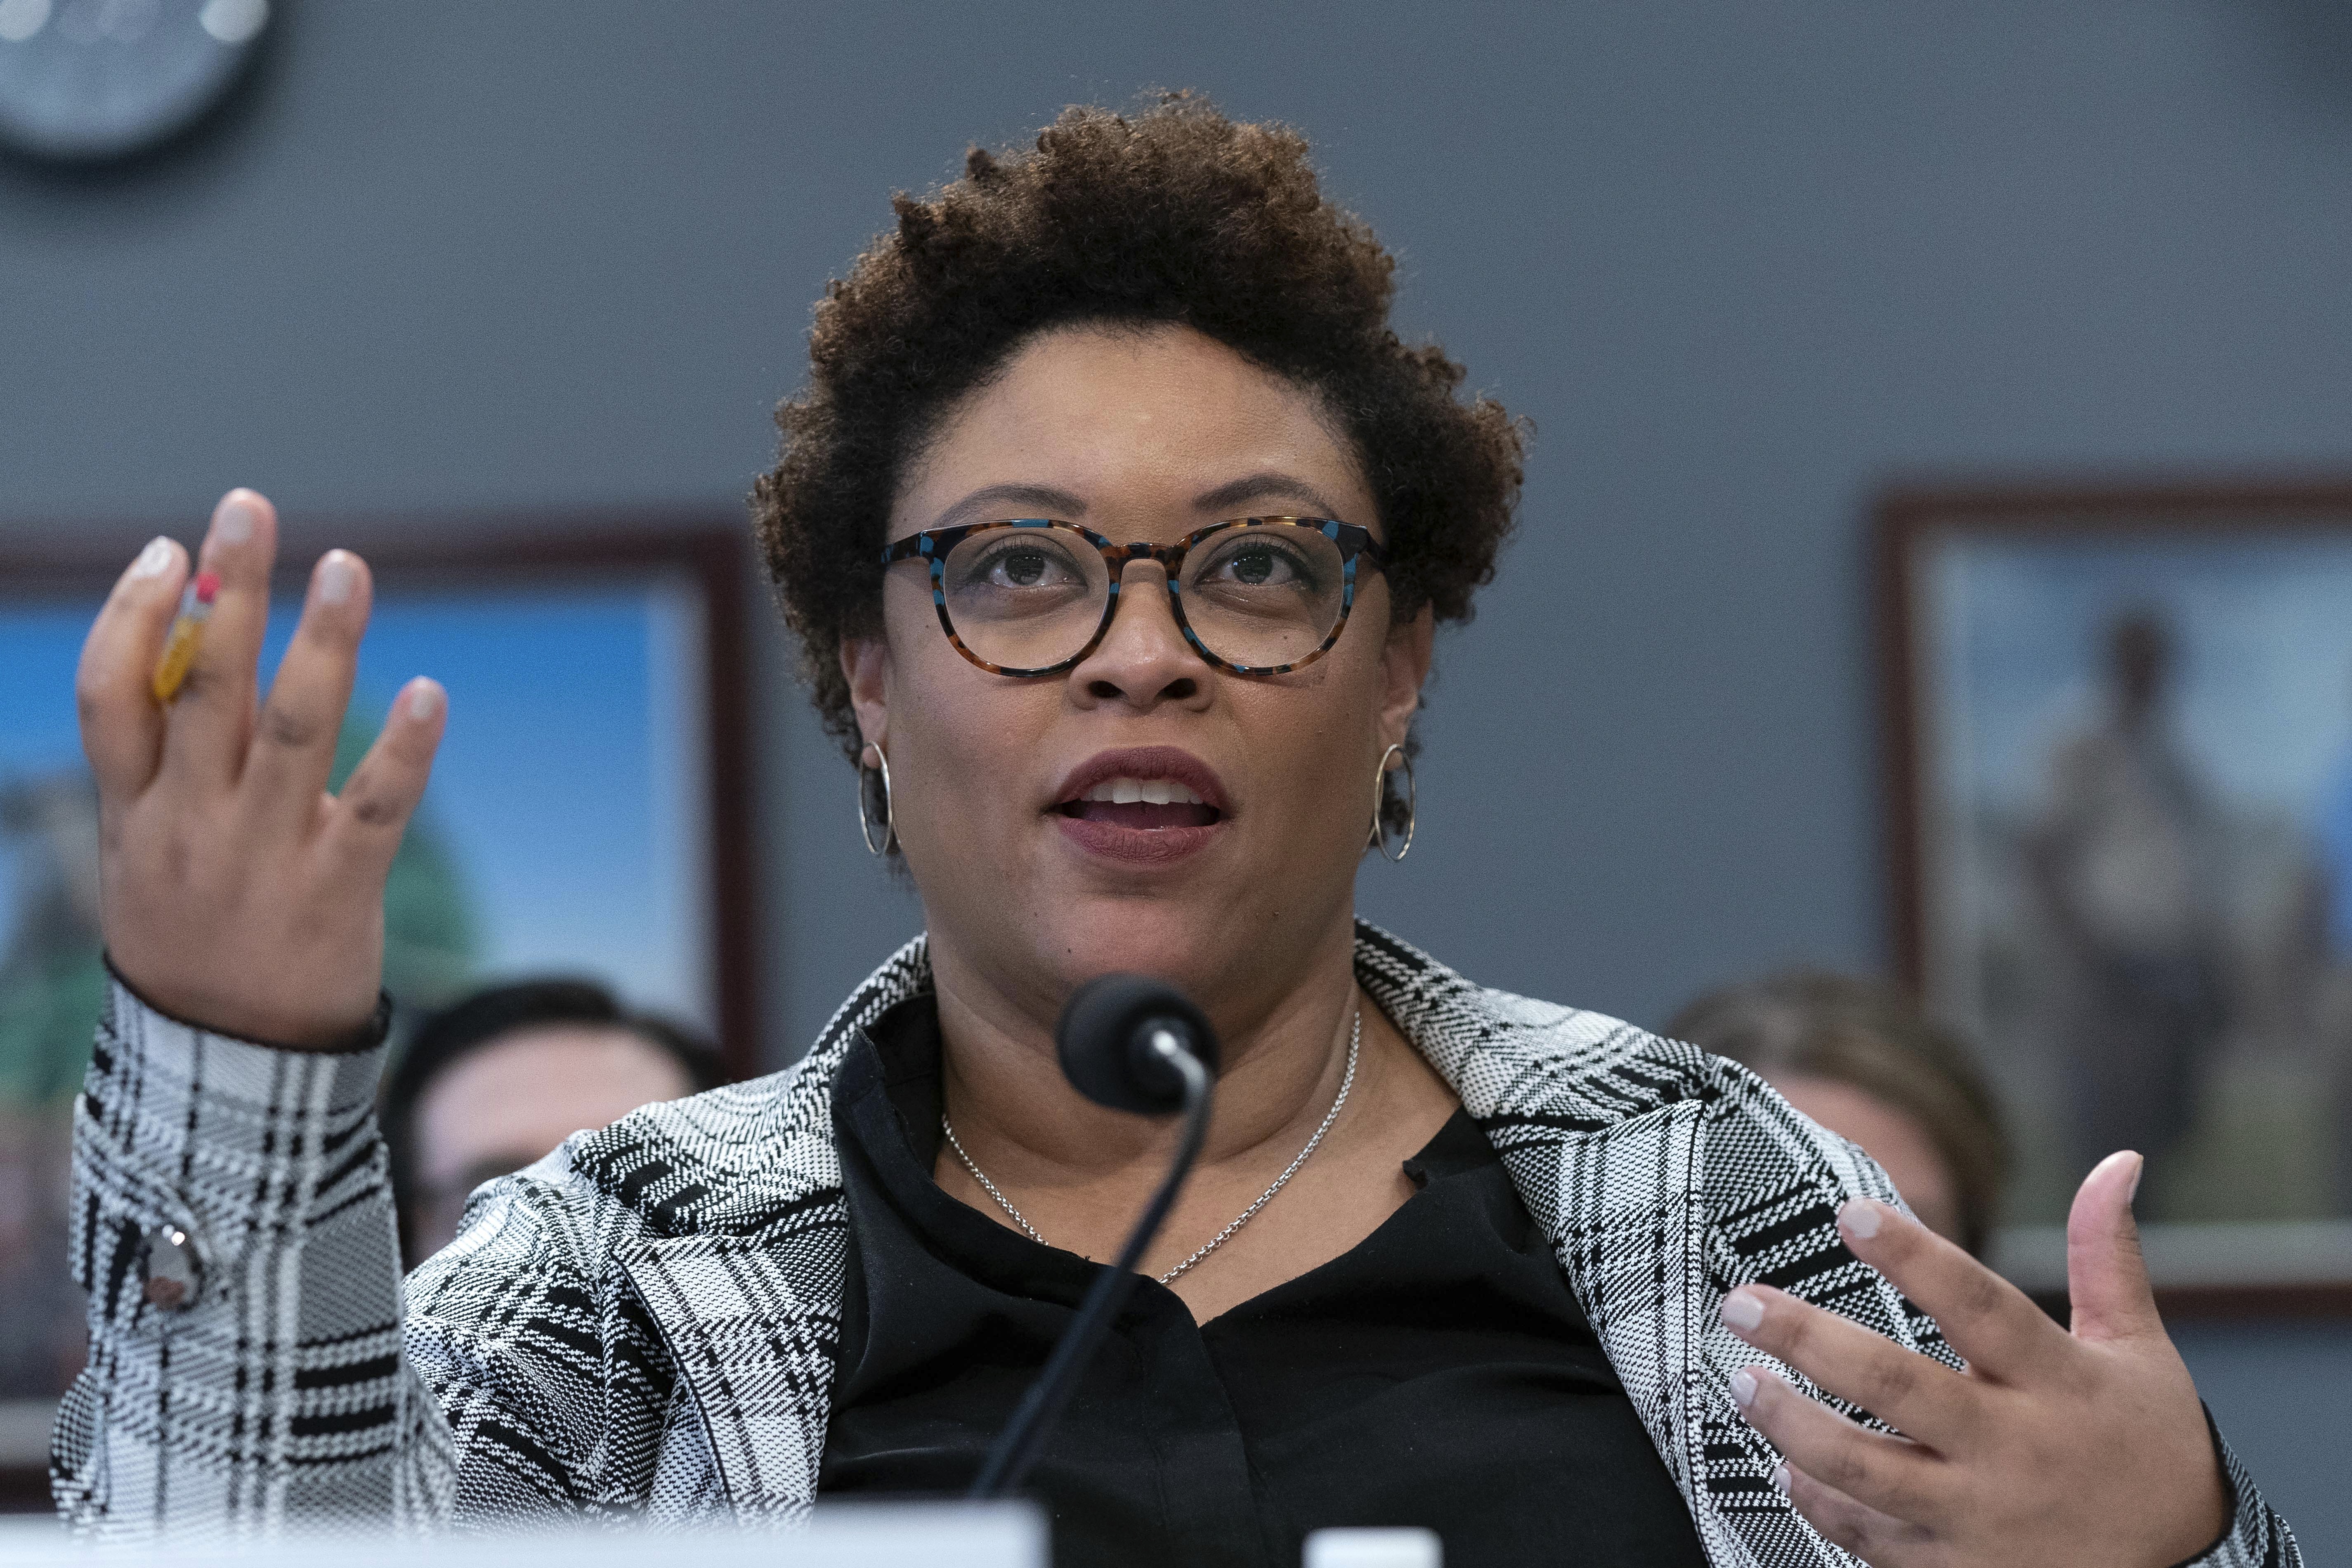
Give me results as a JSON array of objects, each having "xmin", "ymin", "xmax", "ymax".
[{"xmin": 58, "ymin": 923, "xmax": 2298, "ymax": 1565}]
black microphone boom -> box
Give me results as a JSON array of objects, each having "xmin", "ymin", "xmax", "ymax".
[{"xmin": 968, "ymin": 974, "xmax": 1219, "ymax": 1500}]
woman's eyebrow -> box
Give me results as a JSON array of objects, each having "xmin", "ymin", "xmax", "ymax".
[
  {"xmin": 1191, "ymin": 472, "xmax": 1345, "ymax": 519},
  {"xmin": 931, "ymin": 482, "xmax": 1089, "ymax": 528},
  {"xmin": 921, "ymin": 473, "xmax": 1345, "ymax": 532}
]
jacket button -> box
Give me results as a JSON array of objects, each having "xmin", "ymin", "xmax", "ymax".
[{"xmin": 142, "ymin": 1226, "xmax": 199, "ymax": 1311}]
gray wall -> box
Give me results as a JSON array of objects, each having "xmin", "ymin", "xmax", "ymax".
[{"xmin": 4, "ymin": 0, "xmax": 2345, "ymax": 1551}]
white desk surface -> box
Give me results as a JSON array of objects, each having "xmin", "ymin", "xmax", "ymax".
[{"xmin": 0, "ymin": 1501, "xmax": 1045, "ymax": 1566}]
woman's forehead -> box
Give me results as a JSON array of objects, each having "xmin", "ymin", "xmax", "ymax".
[{"xmin": 893, "ymin": 324, "xmax": 1373, "ymax": 536}]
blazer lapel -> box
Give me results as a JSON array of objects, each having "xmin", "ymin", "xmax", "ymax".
[
  {"xmin": 1355, "ymin": 919, "xmax": 1812, "ymax": 1568},
  {"xmin": 620, "ymin": 1220, "xmax": 849, "ymax": 1523},
  {"xmin": 1488, "ymin": 1105, "xmax": 1710, "ymax": 1492},
  {"xmin": 586, "ymin": 936, "xmax": 936, "ymax": 1521},
  {"xmin": 1488, "ymin": 1102, "xmax": 1793, "ymax": 1567}
]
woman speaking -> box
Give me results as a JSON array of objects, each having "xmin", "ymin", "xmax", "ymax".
[{"xmin": 59, "ymin": 97, "xmax": 2294, "ymax": 1566}]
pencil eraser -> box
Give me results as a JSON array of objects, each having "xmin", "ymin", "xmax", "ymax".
[{"xmin": 194, "ymin": 571, "xmax": 220, "ymax": 604}]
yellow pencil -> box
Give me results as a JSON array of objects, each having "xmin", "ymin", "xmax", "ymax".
[{"xmin": 151, "ymin": 571, "xmax": 219, "ymax": 705}]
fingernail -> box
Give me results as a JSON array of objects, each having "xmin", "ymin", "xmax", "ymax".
[
  {"xmin": 2128, "ymin": 1152, "xmax": 2144, "ymax": 1207},
  {"xmin": 318, "ymin": 553, "xmax": 357, "ymax": 607},
  {"xmin": 1720, "ymin": 1288, "xmax": 1765, "ymax": 1333},
  {"xmin": 404, "ymin": 680, "xmax": 442, "ymax": 722},
  {"xmin": 1770, "ymin": 1461, "xmax": 1790, "ymax": 1497},
  {"xmin": 213, "ymin": 492, "xmax": 260, "ymax": 546},
  {"xmin": 1729, "ymin": 1369, "xmax": 1758, "ymax": 1409},
  {"xmin": 1838, "ymin": 1198, "xmax": 1882, "ymax": 1241},
  {"xmin": 129, "ymin": 536, "xmax": 175, "ymax": 579}
]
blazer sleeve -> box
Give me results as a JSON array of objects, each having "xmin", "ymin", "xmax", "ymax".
[
  {"xmin": 57, "ymin": 975, "xmax": 710, "ymax": 1538},
  {"xmin": 55, "ymin": 975, "xmax": 459, "ymax": 1536},
  {"xmin": 2185, "ymin": 1419, "xmax": 2301, "ymax": 1568}
]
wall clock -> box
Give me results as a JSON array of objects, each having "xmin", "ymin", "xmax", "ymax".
[{"xmin": 0, "ymin": 0, "xmax": 269, "ymax": 163}]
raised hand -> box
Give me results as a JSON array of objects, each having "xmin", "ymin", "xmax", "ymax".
[
  {"xmin": 1719, "ymin": 1151, "xmax": 2229, "ymax": 1567},
  {"xmin": 77, "ymin": 489, "xmax": 446, "ymax": 1048}
]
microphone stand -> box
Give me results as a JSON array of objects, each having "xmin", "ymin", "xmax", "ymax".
[{"xmin": 968, "ymin": 1029, "xmax": 1212, "ymax": 1500}]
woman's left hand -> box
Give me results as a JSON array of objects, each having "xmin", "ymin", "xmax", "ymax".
[{"xmin": 1720, "ymin": 1150, "xmax": 2229, "ymax": 1568}]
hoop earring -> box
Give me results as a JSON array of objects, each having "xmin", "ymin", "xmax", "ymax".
[
  {"xmin": 1370, "ymin": 743, "xmax": 1416, "ymax": 862},
  {"xmin": 857, "ymin": 743, "xmax": 897, "ymax": 855}
]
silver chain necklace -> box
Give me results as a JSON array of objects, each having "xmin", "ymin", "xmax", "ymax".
[{"xmin": 941, "ymin": 1007, "xmax": 1362, "ymax": 1286}]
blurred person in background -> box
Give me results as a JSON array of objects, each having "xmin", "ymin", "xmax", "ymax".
[
  {"xmin": 2024, "ymin": 608, "xmax": 2229, "ymax": 1181},
  {"xmin": 1665, "ymin": 972, "xmax": 2007, "ymax": 1259},
  {"xmin": 381, "ymin": 978, "xmax": 723, "ymax": 1266}
]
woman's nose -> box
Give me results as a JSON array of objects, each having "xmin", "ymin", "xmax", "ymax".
[{"xmin": 1067, "ymin": 559, "xmax": 1213, "ymax": 710}]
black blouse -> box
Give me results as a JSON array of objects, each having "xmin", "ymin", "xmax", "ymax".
[{"xmin": 818, "ymin": 998, "xmax": 1710, "ymax": 1568}]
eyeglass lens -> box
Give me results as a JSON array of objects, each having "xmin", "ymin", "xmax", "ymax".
[{"xmin": 937, "ymin": 524, "xmax": 1350, "ymax": 671}]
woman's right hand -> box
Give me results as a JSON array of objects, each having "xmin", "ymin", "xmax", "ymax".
[{"xmin": 77, "ymin": 489, "xmax": 446, "ymax": 1048}]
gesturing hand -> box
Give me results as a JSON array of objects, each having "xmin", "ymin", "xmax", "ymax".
[
  {"xmin": 1720, "ymin": 1151, "xmax": 2229, "ymax": 1568},
  {"xmin": 78, "ymin": 489, "xmax": 446, "ymax": 1048}
]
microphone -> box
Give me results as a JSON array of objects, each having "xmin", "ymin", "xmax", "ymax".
[{"xmin": 968, "ymin": 973, "xmax": 1220, "ymax": 1500}]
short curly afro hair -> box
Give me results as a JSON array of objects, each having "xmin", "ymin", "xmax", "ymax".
[{"xmin": 754, "ymin": 92, "xmax": 1526, "ymax": 765}]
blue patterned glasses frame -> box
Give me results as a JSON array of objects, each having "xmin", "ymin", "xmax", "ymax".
[{"xmin": 879, "ymin": 515, "xmax": 1389, "ymax": 678}]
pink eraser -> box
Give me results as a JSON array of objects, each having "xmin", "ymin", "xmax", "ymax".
[{"xmin": 194, "ymin": 572, "xmax": 220, "ymax": 605}]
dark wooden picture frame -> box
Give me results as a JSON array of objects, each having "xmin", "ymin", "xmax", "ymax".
[{"xmin": 1877, "ymin": 480, "xmax": 2352, "ymax": 1317}]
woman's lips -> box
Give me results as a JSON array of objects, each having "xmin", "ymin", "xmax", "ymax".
[{"xmin": 1047, "ymin": 746, "xmax": 1230, "ymax": 865}]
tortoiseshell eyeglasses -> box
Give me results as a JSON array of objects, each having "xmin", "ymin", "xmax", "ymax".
[{"xmin": 879, "ymin": 516, "xmax": 1387, "ymax": 678}]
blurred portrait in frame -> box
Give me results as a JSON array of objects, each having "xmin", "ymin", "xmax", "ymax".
[{"xmin": 1880, "ymin": 483, "xmax": 2352, "ymax": 1308}]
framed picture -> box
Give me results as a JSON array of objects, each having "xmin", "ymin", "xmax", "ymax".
[
  {"xmin": 1879, "ymin": 482, "xmax": 2352, "ymax": 1313},
  {"xmin": 0, "ymin": 510, "xmax": 757, "ymax": 1491}
]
